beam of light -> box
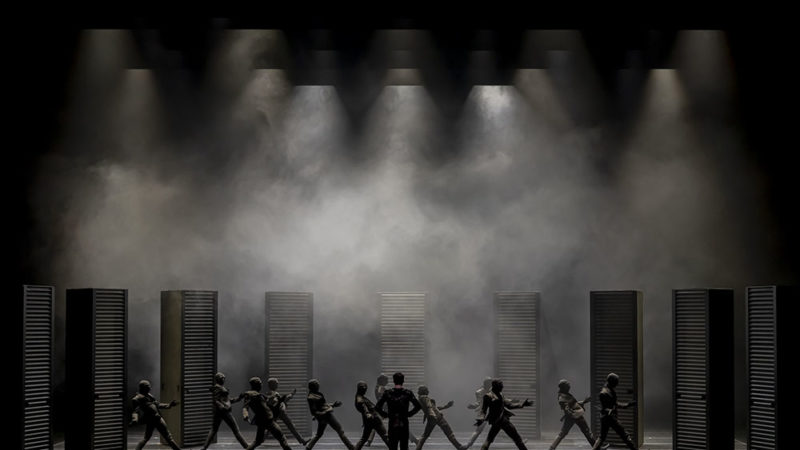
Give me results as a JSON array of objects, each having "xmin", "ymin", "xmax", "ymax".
[
  {"xmin": 513, "ymin": 69, "xmax": 573, "ymax": 131},
  {"xmin": 279, "ymin": 86, "xmax": 349, "ymax": 180},
  {"xmin": 614, "ymin": 68, "xmax": 734, "ymax": 425},
  {"xmin": 518, "ymin": 30, "xmax": 605, "ymax": 127},
  {"xmin": 386, "ymin": 50, "xmax": 416, "ymax": 68},
  {"xmin": 361, "ymin": 85, "xmax": 441, "ymax": 164},
  {"xmin": 234, "ymin": 69, "xmax": 292, "ymax": 131},
  {"xmin": 617, "ymin": 69, "xmax": 720, "ymax": 252},
  {"xmin": 225, "ymin": 84, "xmax": 357, "ymax": 279},
  {"xmin": 466, "ymin": 85, "xmax": 515, "ymax": 121},
  {"xmin": 57, "ymin": 30, "xmax": 141, "ymax": 155},
  {"xmin": 206, "ymin": 29, "xmax": 290, "ymax": 92},
  {"xmin": 73, "ymin": 29, "xmax": 140, "ymax": 84},
  {"xmin": 671, "ymin": 31, "xmax": 736, "ymax": 104},
  {"xmin": 517, "ymin": 29, "xmax": 587, "ymax": 68},
  {"xmin": 457, "ymin": 85, "xmax": 539, "ymax": 183},
  {"xmin": 112, "ymin": 69, "xmax": 165, "ymax": 162},
  {"xmin": 384, "ymin": 68, "xmax": 423, "ymax": 85},
  {"xmin": 620, "ymin": 70, "xmax": 693, "ymax": 167},
  {"xmin": 370, "ymin": 30, "xmax": 435, "ymax": 86}
]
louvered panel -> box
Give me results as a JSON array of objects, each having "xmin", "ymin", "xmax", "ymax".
[
  {"xmin": 265, "ymin": 292, "xmax": 314, "ymax": 436},
  {"xmin": 673, "ymin": 289, "xmax": 708, "ymax": 449},
  {"xmin": 161, "ymin": 290, "xmax": 218, "ymax": 447},
  {"xmin": 181, "ymin": 291, "xmax": 217, "ymax": 447},
  {"xmin": 494, "ymin": 292, "xmax": 540, "ymax": 440},
  {"xmin": 380, "ymin": 293, "xmax": 426, "ymax": 391},
  {"xmin": 590, "ymin": 291, "xmax": 643, "ymax": 448},
  {"xmin": 747, "ymin": 286, "xmax": 777, "ymax": 450},
  {"xmin": 23, "ymin": 285, "xmax": 54, "ymax": 450},
  {"xmin": 93, "ymin": 289, "xmax": 127, "ymax": 450}
]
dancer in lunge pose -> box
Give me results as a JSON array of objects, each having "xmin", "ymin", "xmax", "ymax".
[
  {"xmin": 414, "ymin": 385, "xmax": 461, "ymax": 450},
  {"xmin": 474, "ymin": 379, "xmax": 533, "ymax": 450}
]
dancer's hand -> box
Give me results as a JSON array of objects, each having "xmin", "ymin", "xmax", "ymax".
[
  {"xmin": 333, "ymin": 400, "xmax": 342, "ymax": 407},
  {"xmin": 443, "ymin": 400, "xmax": 454, "ymax": 408},
  {"xmin": 467, "ymin": 403, "xmax": 477, "ymax": 409},
  {"xmin": 474, "ymin": 419, "xmax": 484, "ymax": 426},
  {"xmin": 523, "ymin": 399, "xmax": 533, "ymax": 407}
]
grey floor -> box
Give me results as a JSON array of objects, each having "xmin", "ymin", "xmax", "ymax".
[{"xmin": 53, "ymin": 431, "xmax": 747, "ymax": 449}]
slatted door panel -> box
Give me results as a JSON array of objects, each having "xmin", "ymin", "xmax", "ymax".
[
  {"xmin": 266, "ymin": 292, "xmax": 314, "ymax": 436},
  {"xmin": 182, "ymin": 291, "xmax": 217, "ymax": 447},
  {"xmin": 494, "ymin": 292, "xmax": 540, "ymax": 440},
  {"xmin": 590, "ymin": 290, "xmax": 643, "ymax": 448},
  {"xmin": 379, "ymin": 292, "xmax": 426, "ymax": 390},
  {"xmin": 673, "ymin": 289, "xmax": 708, "ymax": 449},
  {"xmin": 23, "ymin": 285, "xmax": 54, "ymax": 450},
  {"xmin": 747, "ymin": 286, "xmax": 777, "ymax": 450},
  {"xmin": 92, "ymin": 289, "xmax": 127, "ymax": 450}
]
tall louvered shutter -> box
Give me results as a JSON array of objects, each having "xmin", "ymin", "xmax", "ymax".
[
  {"xmin": 673, "ymin": 288, "xmax": 734, "ymax": 450},
  {"xmin": 379, "ymin": 292, "xmax": 426, "ymax": 392},
  {"xmin": 161, "ymin": 290, "xmax": 218, "ymax": 447},
  {"xmin": 673, "ymin": 289, "xmax": 708, "ymax": 450},
  {"xmin": 590, "ymin": 290, "xmax": 643, "ymax": 448},
  {"xmin": 22, "ymin": 285, "xmax": 54, "ymax": 450},
  {"xmin": 66, "ymin": 288, "xmax": 127, "ymax": 450},
  {"xmin": 182, "ymin": 291, "xmax": 217, "ymax": 446},
  {"xmin": 494, "ymin": 291, "xmax": 540, "ymax": 440},
  {"xmin": 93, "ymin": 290, "xmax": 127, "ymax": 450},
  {"xmin": 747, "ymin": 286, "xmax": 782, "ymax": 450},
  {"xmin": 380, "ymin": 292, "xmax": 426, "ymax": 437},
  {"xmin": 265, "ymin": 292, "xmax": 314, "ymax": 436}
]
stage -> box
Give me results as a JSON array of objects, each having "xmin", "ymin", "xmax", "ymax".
[{"xmin": 52, "ymin": 431, "xmax": 746, "ymax": 449}]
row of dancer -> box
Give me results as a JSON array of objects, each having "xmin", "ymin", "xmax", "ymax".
[{"xmin": 130, "ymin": 371, "xmax": 636, "ymax": 450}]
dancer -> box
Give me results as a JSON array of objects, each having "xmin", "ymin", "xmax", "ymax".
[
  {"xmin": 267, "ymin": 377, "xmax": 308, "ymax": 445},
  {"xmin": 414, "ymin": 385, "xmax": 461, "ymax": 450},
  {"xmin": 305, "ymin": 379, "xmax": 355, "ymax": 450},
  {"xmin": 375, "ymin": 372, "xmax": 422, "ymax": 450},
  {"xmin": 463, "ymin": 377, "xmax": 492, "ymax": 449},
  {"xmin": 475, "ymin": 379, "xmax": 533, "ymax": 450},
  {"xmin": 354, "ymin": 381, "xmax": 391, "ymax": 450},
  {"xmin": 549, "ymin": 379, "xmax": 595, "ymax": 449},
  {"xmin": 241, "ymin": 376, "xmax": 292, "ymax": 450},
  {"xmin": 365, "ymin": 374, "xmax": 390, "ymax": 446},
  {"xmin": 202, "ymin": 372, "xmax": 249, "ymax": 449},
  {"xmin": 130, "ymin": 379, "xmax": 181, "ymax": 450},
  {"xmin": 591, "ymin": 373, "xmax": 638, "ymax": 450}
]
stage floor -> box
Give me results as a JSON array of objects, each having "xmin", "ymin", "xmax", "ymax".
[{"xmin": 53, "ymin": 431, "xmax": 747, "ymax": 449}]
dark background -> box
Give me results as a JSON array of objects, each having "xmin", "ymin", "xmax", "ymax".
[{"xmin": 8, "ymin": 7, "xmax": 798, "ymax": 441}]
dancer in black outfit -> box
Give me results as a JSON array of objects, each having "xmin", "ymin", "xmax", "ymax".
[
  {"xmin": 463, "ymin": 377, "xmax": 493, "ymax": 449},
  {"xmin": 475, "ymin": 379, "xmax": 533, "ymax": 450},
  {"xmin": 549, "ymin": 379, "xmax": 595, "ymax": 449},
  {"xmin": 130, "ymin": 380, "xmax": 182, "ymax": 450},
  {"xmin": 305, "ymin": 379, "xmax": 355, "ymax": 450},
  {"xmin": 202, "ymin": 372, "xmax": 249, "ymax": 449},
  {"xmin": 591, "ymin": 373, "xmax": 638, "ymax": 450},
  {"xmin": 414, "ymin": 385, "xmax": 461, "ymax": 450},
  {"xmin": 375, "ymin": 372, "xmax": 422, "ymax": 450},
  {"xmin": 267, "ymin": 377, "xmax": 308, "ymax": 445},
  {"xmin": 241, "ymin": 377, "xmax": 293, "ymax": 450},
  {"xmin": 354, "ymin": 380, "xmax": 391, "ymax": 450}
]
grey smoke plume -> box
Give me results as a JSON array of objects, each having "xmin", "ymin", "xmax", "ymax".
[{"xmin": 33, "ymin": 30, "xmax": 783, "ymax": 435}]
